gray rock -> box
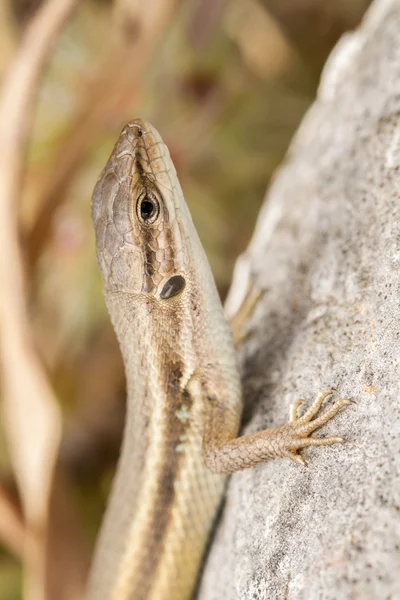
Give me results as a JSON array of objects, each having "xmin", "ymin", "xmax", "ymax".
[{"xmin": 199, "ymin": 1, "xmax": 400, "ymax": 598}]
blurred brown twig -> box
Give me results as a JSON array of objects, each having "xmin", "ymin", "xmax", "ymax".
[
  {"xmin": 0, "ymin": 1, "xmax": 82, "ymax": 599},
  {"xmin": 0, "ymin": 482, "xmax": 24, "ymax": 559}
]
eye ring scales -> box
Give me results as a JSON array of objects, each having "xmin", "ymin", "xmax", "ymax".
[{"xmin": 136, "ymin": 190, "xmax": 160, "ymax": 225}]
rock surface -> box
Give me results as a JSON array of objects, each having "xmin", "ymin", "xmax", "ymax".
[{"xmin": 199, "ymin": 1, "xmax": 400, "ymax": 598}]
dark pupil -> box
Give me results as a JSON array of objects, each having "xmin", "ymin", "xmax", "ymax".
[{"xmin": 140, "ymin": 199, "xmax": 154, "ymax": 221}]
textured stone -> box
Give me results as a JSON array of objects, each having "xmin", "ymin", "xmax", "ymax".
[{"xmin": 199, "ymin": 1, "xmax": 400, "ymax": 598}]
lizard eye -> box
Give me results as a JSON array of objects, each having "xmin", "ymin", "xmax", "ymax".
[{"xmin": 137, "ymin": 192, "xmax": 160, "ymax": 225}]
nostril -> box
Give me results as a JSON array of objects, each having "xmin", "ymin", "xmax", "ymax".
[{"xmin": 125, "ymin": 121, "xmax": 145, "ymax": 140}]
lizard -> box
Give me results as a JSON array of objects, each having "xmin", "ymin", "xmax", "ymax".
[{"xmin": 88, "ymin": 118, "xmax": 352, "ymax": 600}]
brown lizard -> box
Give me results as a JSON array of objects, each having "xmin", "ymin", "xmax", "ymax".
[{"xmin": 88, "ymin": 119, "xmax": 352, "ymax": 600}]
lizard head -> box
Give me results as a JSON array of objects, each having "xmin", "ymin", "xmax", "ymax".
[{"xmin": 92, "ymin": 119, "xmax": 190, "ymax": 301}]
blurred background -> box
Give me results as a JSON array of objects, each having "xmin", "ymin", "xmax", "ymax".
[{"xmin": 0, "ymin": 0, "xmax": 371, "ymax": 598}]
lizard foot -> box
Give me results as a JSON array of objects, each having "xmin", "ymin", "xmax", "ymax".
[
  {"xmin": 282, "ymin": 388, "xmax": 354, "ymax": 465},
  {"xmin": 203, "ymin": 388, "xmax": 354, "ymax": 474}
]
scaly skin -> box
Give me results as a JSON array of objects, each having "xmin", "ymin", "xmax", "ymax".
[{"xmin": 88, "ymin": 119, "xmax": 352, "ymax": 600}]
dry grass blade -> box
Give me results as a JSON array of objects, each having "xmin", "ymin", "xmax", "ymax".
[
  {"xmin": 0, "ymin": 1, "xmax": 81, "ymax": 599},
  {"xmin": 0, "ymin": 1, "xmax": 17, "ymax": 72},
  {"xmin": 0, "ymin": 482, "xmax": 24, "ymax": 559}
]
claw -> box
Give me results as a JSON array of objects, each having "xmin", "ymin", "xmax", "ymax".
[
  {"xmin": 289, "ymin": 453, "xmax": 307, "ymax": 467},
  {"xmin": 289, "ymin": 399, "xmax": 304, "ymax": 422}
]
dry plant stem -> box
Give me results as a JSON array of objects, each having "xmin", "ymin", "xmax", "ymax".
[
  {"xmin": 27, "ymin": 0, "xmax": 180, "ymax": 268},
  {"xmin": 0, "ymin": 0, "xmax": 17, "ymax": 69},
  {"xmin": 0, "ymin": 1, "xmax": 80, "ymax": 599},
  {"xmin": 0, "ymin": 482, "xmax": 25, "ymax": 558}
]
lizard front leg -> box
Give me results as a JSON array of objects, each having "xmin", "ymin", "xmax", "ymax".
[{"xmin": 203, "ymin": 388, "xmax": 353, "ymax": 474}]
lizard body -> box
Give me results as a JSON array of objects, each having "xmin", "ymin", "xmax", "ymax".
[{"xmin": 88, "ymin": 119, "xmax": 351, "ymax": 599}]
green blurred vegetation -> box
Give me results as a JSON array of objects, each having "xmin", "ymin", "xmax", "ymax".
[{"xmin": 0, "ymin": 0, "xmax": 370, "ymax": 597}]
